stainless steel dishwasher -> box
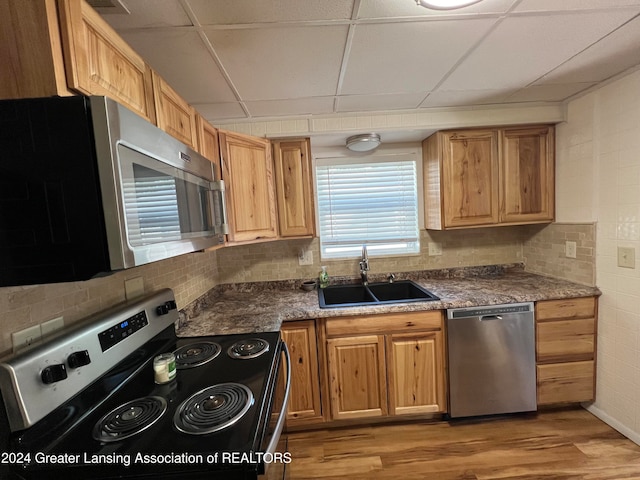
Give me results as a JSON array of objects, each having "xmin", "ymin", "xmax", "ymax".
[{"xmin": 446, "ymin": 302, "xmax": 537, "ymax": 418}]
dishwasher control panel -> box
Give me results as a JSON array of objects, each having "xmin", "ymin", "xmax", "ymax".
[{"xmin": 447, "ymin": 302, "xmax": 533, "ymax": 319}]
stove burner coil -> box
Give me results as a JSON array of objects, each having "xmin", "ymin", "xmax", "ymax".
[
  {"xmin": 92, "ymin": 396, "xmax": 167, "ymax": 443},
  {"xmin": 174, "ymin": 341, "xmax": 222, "ymax": 369},
  {"xmin": 174, "ymin": 383, "xmax": 254, "ymax": 435},
  {"xmin": 227, "ymin": 338, "xmax": 269, "ymax": 359}
]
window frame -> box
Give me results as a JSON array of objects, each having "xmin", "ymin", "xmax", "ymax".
[{"xmin": 313, "ymin": 145, "xmax": 424, "ymax": 261}]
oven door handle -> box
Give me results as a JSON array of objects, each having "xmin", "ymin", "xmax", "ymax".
[{"xmin": 265, "ymin": 341, "xmax": 291, "ymax": 457}]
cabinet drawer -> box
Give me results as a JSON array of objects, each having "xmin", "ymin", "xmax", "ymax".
[
  {"xmin": 536, "ymin": 318, "xmax": 595, "ymax": 363},
  {"xmin": 536, "ymin": 297, "xmax": 595, "ymax": 321},
  {"xmin": 537, "ymin": 361, "xmax": 594, "ymax": 405},
  {"xmin": 325, "ymin": 311, "xmax": 442, "ymax": 337}
]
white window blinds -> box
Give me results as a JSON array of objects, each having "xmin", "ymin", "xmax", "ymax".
[{"xmin": 316, "ymin": 155, "xmax": 419, "ymax": 259}]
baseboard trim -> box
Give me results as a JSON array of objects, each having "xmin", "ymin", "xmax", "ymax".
[{"xmin": 585, "ymin": 403, "xmax": 640, "ymax": 447}]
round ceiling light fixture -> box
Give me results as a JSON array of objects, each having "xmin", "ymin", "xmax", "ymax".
[
  {"xmin": 346, "ymin": 133, "xmax": 381, "ymax": 152},
  {"xmin": 415, "ymin": 0, "xmax": 484, "ymax": 10}
]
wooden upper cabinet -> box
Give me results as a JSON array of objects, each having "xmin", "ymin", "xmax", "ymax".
[
  {"xmin": 57, "ymin": 0, "xmax": 156, "ymax": 123},
  {"xmin": 152, "ymin": 72, "xmax": 198, "ymax": 149},
  {"xmin": 423, "ymin": 125, "xmax": 555, "ymax": 230},
  {"xmin": 501, "ymin": 126, "xmax": 555, "ymax": 223},
  {"xmin": 0, "ymin": 0, "xmax": 73, "ymax": 99},
  {"xmin": 272, "ymin": 138, "xmax": 316, "ymax": 238},
  {"xmin": 219, "ymin": 130, "xmax": 278, "ymax": 243},
  {"xmin": 196, "ymin": 115, "xmax": 221, "ymax": 179},
  {"xmin": 441, "ymin": 129, "xmax": 500, "ymax": 228}
]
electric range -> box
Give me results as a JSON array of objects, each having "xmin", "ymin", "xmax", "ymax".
[{"xmin": 0, "ymin": 289, "xmax": 290, "ymax": 480}]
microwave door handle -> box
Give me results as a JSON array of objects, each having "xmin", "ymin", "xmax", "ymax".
[
  {"xmin": 207, "ymin": 180, "xmax": 229, "ymax": 235},
  {"xmin": 265, "ymin": 342, "xmax": 291, "ymax": 458}
]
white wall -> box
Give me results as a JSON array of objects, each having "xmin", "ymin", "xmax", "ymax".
[{"xmin": 556, "ymin": 69, "xmax": 640, "ymax": 444}]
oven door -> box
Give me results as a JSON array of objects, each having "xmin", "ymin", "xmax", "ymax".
[{"xmin": 260, "ymin": 342, "xmax": 291, "ymax": 480}]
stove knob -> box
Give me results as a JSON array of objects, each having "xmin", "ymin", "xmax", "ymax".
[
  {"xmin": 41, "ymin": 364, "xmax": 67, "ymax": 384},
  {"xmin": 68, "ymin": 350, "xmax": 91, "ymax": 369},
  {"xmin": 156, "ymin": 301, "xmax": 177, "ymax": 316},
  {"xmin": 156, "ymin": 304, "xmax": 169, "ymax": 315}
]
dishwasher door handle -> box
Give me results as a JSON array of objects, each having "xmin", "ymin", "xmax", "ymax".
[{"xmin": 480, "ymin": 315, "xmax": 503, "ymax": 321}]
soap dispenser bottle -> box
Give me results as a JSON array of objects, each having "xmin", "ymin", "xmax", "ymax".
[{"xmin": 319, "ymin": 266, "xmax": 329, "ymax": 289}]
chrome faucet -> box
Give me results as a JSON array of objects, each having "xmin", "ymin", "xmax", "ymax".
[{"xmin": 359, "ymin": 245, "xmax": 369, "ymax": 285}]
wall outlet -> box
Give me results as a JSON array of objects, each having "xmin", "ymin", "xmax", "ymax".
[
  {"xmin": 125, "ymin": 277, "xmax": 145, "ymax": 300},
  {"xmin": 618, "ymin": 246, "xmax": 636, "ymax": 269},
  {"xmin": 565, "ymin": 241, "xmax": 577, "ymax": 259},
  {"xmin": 41, "ymin": 316, "xmax": 64, "ymax": 337},
  {"xmin": 12, "ymin": 325, "xmax": 42, "ymax": 353},
  {"xmin": 428, "ymin": 242, "xmax": 443, "ymax": 256},
  {"xmin": 298, "ymin": 248, "xmax": 313, "ymax": 266}
]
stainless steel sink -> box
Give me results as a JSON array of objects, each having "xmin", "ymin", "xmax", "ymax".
[{"xmin": 318, "ymin": 280, "xmax": 439, "ymax": 308}]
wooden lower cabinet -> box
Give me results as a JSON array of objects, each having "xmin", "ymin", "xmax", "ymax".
[
  {"xmin": 327, "ymin": 335, "xmax": 388, "ymax": 420},
  {"xmin": 537, "ymin": 361, "xmax": 595, "ymax": 405},
  {"xmin": 535, "ymin": 297, "xmax": 598, "ymax": 406},
  {"xmin": 280, "ymin": 320, "xmax": 324, "ymax": 427},
  {"xmin": 387, "ymin": 331, "xmax": 446, "ymax": 415},
  {"xmin": 324, "ymin": 311, "xmax": 446, "ymax": 422}
]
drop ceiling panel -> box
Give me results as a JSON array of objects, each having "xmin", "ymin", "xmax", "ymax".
[
  {"xmin": 93, "ymin": 1, "xmax": 640, "ymax": 128},
  {"xmin": 514, "ymin": 0, "xmax": 640, "ymax": 12},
  {"xmin": 187, "ymin": 0, "xmax": 355, "ymax": 24},
  {"xmin": 204, "ymin": 25, "xmax": 348, "ymax": 100},
  {"xmin": 341, "ymin": 19, "xmax": 497, "ymax": 96},
  {"xmin": 358, "ymin": 0, "xmax": 516, "ymax": 18},
  {"xmin": 99, "ymin": 0, "xmax": 191, "ymax": 28},
  {"xmin": 439, "ymin": 10, "xmax": 639, "ymax": 91},
  {"xmin": 245, "ymin": 97, "xmax": 334, "ymax": 117},
  {"xmin": 120, "ymin": 30, "xmax": 237, "ymax": 103},
  {"xmin": 507, "ymin": 83, "xmax": 597, "ymax": 102},
  {"xmin": 536, "ymin": 16, "xmax": 640, "ymax": 84},
  {"xmin": 337, "ymin": 93, "xmax": 427, "ymax": 112},
  {"xmin": 420, "ymin": 89, "xmax": 514, "ymax": 108},
  {"xmin": 193, "ymin": 103, "xmax": 247, "ymax": 122}
]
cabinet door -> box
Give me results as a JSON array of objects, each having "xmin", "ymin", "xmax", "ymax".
[
  {"xmin": 387, "ymin": 331, "xmax": 446, "ymax": 415},
  {"xmin": 272, "ymin": 139, "xmax": 315, "ymax": 237},
  {"xmin": 327, "ymin": 335, "xmax": 387, "ymax": 420},
  {"xmin": 280, "ymin": 321, "xmax": 324, "ymax": 426},
  {"xmin": 152, "ymin": 72, "xmax": 198, "ymax": 149},
  {"xmin": 441, "ymin": 130, "xmax": 499, "ymax": 228},
  {"xmin": 500, "ymin": 126, "xmax": 554, "ymax": 223},
  {"xmin": 57, "ymin": 0, "xmax": 155, "ymax": 123},
  {"xmin": 219, "ymin": 130, "xmax": 278, "ymax": 242},
  {"xmin": 196, "ymin": 115, "xmax": 221, "ymax": 179}
]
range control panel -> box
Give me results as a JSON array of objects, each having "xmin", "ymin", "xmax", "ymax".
[
  {"xmin": 0, "ymin": 288, "xmax": 178, "ymax": 432},
  {"xmin": 98, "ymin": 311, "xmax": 149, "ymax": 352}
]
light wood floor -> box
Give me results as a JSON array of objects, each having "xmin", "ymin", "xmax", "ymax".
[{"xmin": 286, "ymin": 409, "xmax": 640, "ymax": 479}]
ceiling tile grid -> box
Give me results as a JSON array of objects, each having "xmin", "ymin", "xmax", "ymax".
[{"xmin": 96, "ymin": 0, "xmax": 640, "ymax": 130}]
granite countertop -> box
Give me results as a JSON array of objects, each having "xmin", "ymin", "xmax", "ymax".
[{"xmin": 176, "ymin": 264, "xmax": 600, "ymax": 337}]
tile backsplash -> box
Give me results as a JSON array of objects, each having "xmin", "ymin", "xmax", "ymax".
[
  {"xmin": 0, "ymin": 250, "xmax": 219, "ymax": 356},
  {"xmin": 0, "ymin": 223, "xmax": 595, "ymax": 356},
  {"xmin": 522, "ymin": 222, "xmax": 596, "ymax": 286},
  {"xmin": 216, "ymin": 227, "xmax": 527, "ymax": 284}
]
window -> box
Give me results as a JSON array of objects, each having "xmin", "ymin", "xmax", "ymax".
[{"xmin": 315, "ymin": 153, "xmax": 420, "ymax": 259}]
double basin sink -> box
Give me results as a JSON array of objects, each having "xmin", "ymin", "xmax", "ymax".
[{"xmin": 318, "ymin": 280, "xmax": 439, "ymax": 308}]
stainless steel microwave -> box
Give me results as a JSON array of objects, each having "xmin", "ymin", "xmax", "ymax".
[{"xmin": 0, "ymin": 96, "xmax": 227, "ymax": 286}]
